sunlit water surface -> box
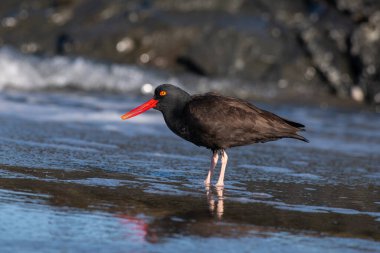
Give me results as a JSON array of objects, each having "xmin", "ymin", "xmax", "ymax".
[{"xmin": 0, "ymin": 91, "xmax": 379, "ymax": 253}]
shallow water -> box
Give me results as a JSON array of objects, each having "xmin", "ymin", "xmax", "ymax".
[{"xmin": 0, "ymin": 91, "xmax": 380, "ymax": 253}]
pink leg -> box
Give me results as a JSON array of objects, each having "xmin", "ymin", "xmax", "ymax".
[
  {"xmin": 204, "ymin": 151, "xmax": 219, "ymax": 186},
  {"xmin": 216, "ymin": 150, "xmax": 228, "ymax": 187}
]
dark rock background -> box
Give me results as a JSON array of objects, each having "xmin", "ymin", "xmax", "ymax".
[{"xmin": 0, "ymin": 0, "xmax": 379, "ymax": 104}]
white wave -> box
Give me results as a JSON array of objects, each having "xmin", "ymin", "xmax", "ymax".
[
  {"xmin": 0, "ymin": 46, "xmax": 170, "ymax": 92},
  {"xmin": 0, "ymin": 46, "xmax": 257, "ymax": 97}
]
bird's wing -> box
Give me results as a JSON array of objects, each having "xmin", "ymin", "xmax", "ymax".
[{"xmin": 184, "ymin": 93, "xmax": 303, "ymax": 148}]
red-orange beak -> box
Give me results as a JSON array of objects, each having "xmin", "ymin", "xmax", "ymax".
[{"xmin": 121, "ymin": 99, "xmax": 158, "ymax": 120}]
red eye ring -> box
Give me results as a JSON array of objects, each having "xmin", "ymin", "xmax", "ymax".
[{"xmin": 160, "ymin": 91, "xmax": 167, "ymax": 96}]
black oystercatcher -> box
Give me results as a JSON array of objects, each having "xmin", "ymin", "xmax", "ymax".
[{"xmin": 121, "ymin": 84, "xmax": 308, "ymax": 186}]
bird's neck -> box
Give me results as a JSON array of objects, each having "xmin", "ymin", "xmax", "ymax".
[{"xmin": 161, "ymin": 99, "xmax": 190, "ymax": 138}]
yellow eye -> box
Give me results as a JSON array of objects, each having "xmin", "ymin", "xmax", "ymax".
[{"xmin": 159, "ymin": 90, "xmax": 167, "ymax": 96}]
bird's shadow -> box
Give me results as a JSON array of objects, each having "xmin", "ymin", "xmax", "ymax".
[{"xmin": 205, "ymin": 185, "xmax": 224, "ymax": 220}]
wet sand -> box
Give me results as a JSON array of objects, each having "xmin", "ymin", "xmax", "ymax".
[{"xmin": 0, "ymin": 91, "xmax": 379, "ymax": 252}]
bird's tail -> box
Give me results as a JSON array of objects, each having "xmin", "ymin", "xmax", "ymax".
[
  {"xmin": 279, "ymin": 118, "xmax": 309, "ymax": 142},
  {"xmin": 283, "ymin": 119, "xmax": 306, "ymax": 130},
  {"xmin": 288, "ymin": 133, "xmax": 309, "ymax": 143}
]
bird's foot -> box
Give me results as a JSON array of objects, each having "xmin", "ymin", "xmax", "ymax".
[
  {"xmin": 215, "ymin": 182, "xmax": 224, "ymax": 187},
  {"xmin": 204, "ymin": 180, "xmax": 212, "ymax": 186},
  {"xmin": 204, "ymin": 174, "xmax": 213, "ymax": 186}
]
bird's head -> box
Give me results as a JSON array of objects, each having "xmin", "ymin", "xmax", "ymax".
[{"xmin": 121, "ymin": 84, "xmax": 190, "ymax": 120}]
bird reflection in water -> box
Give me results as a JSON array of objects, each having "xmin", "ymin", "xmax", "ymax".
[{"xmin": 206, "ymin": 186, "xmax": 224, "ymax": 219}]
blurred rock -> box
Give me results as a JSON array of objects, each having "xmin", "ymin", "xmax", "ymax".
[
  {"xmin": 336, "ymin": 0, "xmax": 380, "ymax": 21},
  {"xmin": 351, "ymin": 11, "xmax": 380, "ymax": 103},
  {"xmin": 299, "ymin": 2, "xmax": 355, "ymax": 98},
  {"xmin": 0, "ymin": 0, "xmax": 379, "ymax": 104},
  {"xmin": 301, "ymin": 27, "xmax": 352, "ymax": 97}
]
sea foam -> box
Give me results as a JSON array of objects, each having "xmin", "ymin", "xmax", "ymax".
[{"xmin": 0, "ymin": 46, "xmax": 169, "ymax": 92}]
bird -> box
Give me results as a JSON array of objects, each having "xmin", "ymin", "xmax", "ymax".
[{"xmin": 121, "ymin": 84, "xmax": 308, "ymax": 187}]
